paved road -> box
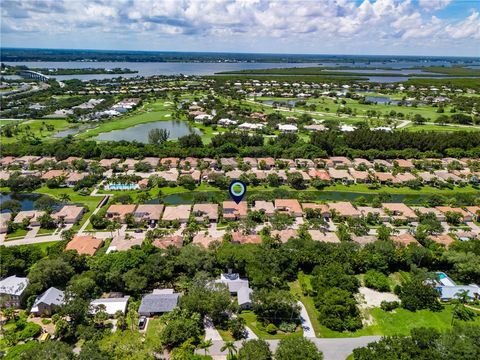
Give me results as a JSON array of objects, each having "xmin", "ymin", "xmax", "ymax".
[{"xmin": 201, "ymin": 336, "xmax": 381, "ymax": 360}]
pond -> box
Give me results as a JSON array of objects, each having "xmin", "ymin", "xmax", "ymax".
[
  {"xmin": 365, "ymin": 96, "xmax": 399, "ymax": 105},
  {"xmin": 0, "ymin": 193, "xmax": 44, "ymax": 212},
  {"xmin": 261, "ymin": 100, "xmax": 300, "ymax": 107},
  {"xmin": 95, "ymin": 120, "xmax": 202, "ymax": 143}
]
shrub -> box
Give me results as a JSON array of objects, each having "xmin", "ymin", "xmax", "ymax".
[
  {"xmin": 364, "ymin": 270, "xmax": 390, "ymax": 292},
  {"xmin": 380, "ymin": 301, "xmax": 400, "ymax": 312},
  {"xmin": 278, "ymin": 322, "xmax": 296, "ymax": 333},
  {"xmin": 265, "ymin": 323, "xmax": 278, "ymax": 334}
]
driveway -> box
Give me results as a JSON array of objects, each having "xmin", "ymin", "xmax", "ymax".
[
  {"xmin": 298, "ymin": 301, "xmax": 316, "ymax": 338},
  {"xmin": 204, "ymin": 317, "xmax": 223, "ymax": 341}
]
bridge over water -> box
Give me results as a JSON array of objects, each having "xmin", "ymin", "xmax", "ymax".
[{"xmin": 17, "ymin": 70, "xmax": 50, "ymax": 82}]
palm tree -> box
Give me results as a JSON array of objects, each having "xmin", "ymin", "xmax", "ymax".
[
  {"xmin": 220, "ymin": 341, "xmax": 237, "ymax": 359},
  {"xmin": 198, "ymin": 339, "xmax": 213, "ymax": 356},
  {"xmin": 59, "ymin": 193, "xmax": 71, "ymax": 203},
  {"xmin": 107, "ymin": 222, "xmax": 121, "ymax": 238}
]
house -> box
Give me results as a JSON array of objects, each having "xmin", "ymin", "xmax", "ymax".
[
  {"xmin": 328, "ymin": 202, "xmax": 360, "ymax": 218},
  {"xmin": 308, "ymin": 230, "xmax": 340, "ymax": 243},
  {"xmin": 456, "ymin": 231, "xmax": 478, "ymax": 241},
  {"xmin": 395, "ymin": 172, "xmax": 417, "ymax": 183},
  {"xmin": 41, "ymin": 170, "xmax": 65, "ymax": 180},
  {"xmin": 302, "ymin": 203, "xmax": 331, "ymax": 219},
  {"xmin": 328, "ymin": 169, "xmax": 354, "ymax": 184},
  {"xmin": 162, "ymin": 205, "xmax": 191, "ymax": 223},
  {"xmin": 65, "ymin": 235, "xmax": 103, "ymax": 256},
  {"xmin": 192, "ymin": 204, "xmax": 218, "ymax": 223},
  {"xmin": 353, "ymin": 158, "xmax": 373, "ymax": 169},
  {"xmin": 13, "ymin": 210, "xmax": 45, "ymax": 227},
  {"xmin": 411, "ymin": 206, "xmax": 446, "ymax": 221},
  {"xmin": 278, "ymin": 124, "xmax": 298, "ymax": 133},
  {"xmin": 352, "ymin": 235, "xmax": 377, "ymax": 246},
  {"xmin": 392, "ymin": 234, "xmax": 419, "ymax": 247},
  {"xmin": 138, "ymin": 289, "xmax": 180, "ymax": 316},
  {"xmin": 308, "ymin": 169, "xmax": 331, "ymax": 182},
  {"xmin": 373, "ymin": 159, "xmax": 394, "ymax": 169},
  {"xmin": 223, "ymin": 201, "xmax": 248, "ymax": 221},
  {"xmin": 53, "ymin": 205, "xmax": 84, "ymax": 224},
  {"xmin": 152, "ymin": 235, "xmax": 183, "ymax": 249},
  {"xmin": 303, "ymin": 124, "xmax": 326, "ymax": 132},
  {"xmin": 99, "ymin": 158, "xmax": 120, "ymax": 169},
  {"xmin": 160, "ymin": 157, "xmax": 179, "ymax": 168},
  {"xmin": 274, "ymin": 199, "xmax": 302, "ymax": 217},
  {"xmin": 65, "ymin": 172, "xmax": 88, "ymax": 187},
  {"xmin": 436, "ymin": 206, "xmax": 472, "ymax": 222},
  {"xmin": 349, "ymin": 169, "xmax": 370, "ymax": 183},
  {"xmin": 90, "ymin": 296, "xmax": 130, "ymax": 317},
  {"xmin": 434, "ymin": 273, "xmax": 480, "ymax": 302},
  {"xmin": 251, "ymin": 201, "xmax": 275, "ymax": 216},
  {"xmin": 192, "ymin": 233, "xmax": 223, "ymax": 248},
  {"xmin": 120, "ymin": 159, "xmax": 138, "ymax": 170},
  {"xmin": 231, "ymin": 232, "xmax": 262, "ymax": 244},
  {"xmin": 30, "ymin": 287, "xmax": 65, "ymax": 316},
  {"xmin": 106, "ymin": 204, "xmax": 136, "ymax": 223},
  {"xmin": 374, "ymin": 172, "xmax": 397, "ymax": 184},
  {"xmin": 382, "ymin": 203, "xmax": 418, "ymax": 222},
  {"xmin": 329, "ymin": 156, "xmax": 351, "ymax": 168},
  {"xmin": 271, "ymin": 229, "xmax": 298, "ymax": 243},
  {"xmin": 357, "ymin": 206, "xmax": 388, "ymax": 222},
  {"xmin": 395, "ymin": 159, "xmax": 414, "ymax": 169},
  {"xmin": 429, "ymin": 234, "xmax": 455, "ymax": 247},
  {"xmin": 215, "ymin": 273, "xmax": 253, "ymax": 309},
  {"xmin": 0, "ymin": 213, "xmax": 11, "ymax": 234},
  {"xmin": 257, "ymin": 157, "xmax": 276, "ymax": 169},
  {"xmin": 134, "ymin": 204, "xmax": 164, "ymax": 225},
  {"xmin": 0, "ymin": 275, "xmax": 29, "ymax": 308},
  {"xmin": 465, "ymin": 206, "xmax": 480, "ymax": 221}
]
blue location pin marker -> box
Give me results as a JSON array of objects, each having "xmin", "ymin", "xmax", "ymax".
[{"xmin": 229, "ymin": 180, "xmax": 247, "ymax": 204}]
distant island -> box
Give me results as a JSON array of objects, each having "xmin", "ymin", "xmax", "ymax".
[
  {"xmin": 1, "ymin": 63, "xmax": 138, "ymax": 76},
  {"xmin": 1, "ymin": 47, "xmax": 478, "ymax": 64}
]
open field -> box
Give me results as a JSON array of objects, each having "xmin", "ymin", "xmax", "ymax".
[{"xmin": 0, "ymin": 119, "xmax": 73, "ymax": 144}]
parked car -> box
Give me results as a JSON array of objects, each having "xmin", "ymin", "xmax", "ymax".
[
  {"xmin": 135, "ymin": 229, "xmax": 143, "ymax": 233},
  {"xmin": 138, "ymin": 316, "xmax": 147, "ymax": 330}
]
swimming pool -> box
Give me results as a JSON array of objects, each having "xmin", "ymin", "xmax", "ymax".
[{"xmin": 106, "ymin": 183, "xmax": 139, "ymax": 191}]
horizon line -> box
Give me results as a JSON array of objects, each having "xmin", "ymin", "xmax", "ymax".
[{"xmin": 1, "ymin": 46, "xmax": 479, "ymax": 59}]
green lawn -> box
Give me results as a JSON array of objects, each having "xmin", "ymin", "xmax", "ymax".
[
  {"xmin": 5, "ymin": 228, "xmax": 28, "ymax": 240},
  {"xmin": 404, "ymin": 124, "xmax": 480, "ymax": 132},
  {"xmin": 239, "ymin": 310, "xmax": 303, "ymax": 340},
  {"xmin": 77, "ymin": 100, "xmax": 173, "ymax": 139},
  {"xmin": 289, "ymin": 275, "xmax": 323, "ymax": 337},
  {"xmin": 0, "ymin": 119, "xmax": 73, "ymax": 144}
]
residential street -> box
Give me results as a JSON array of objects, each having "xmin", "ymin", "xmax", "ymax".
[{"xmin": 200, "ymin": 336, "xmax": 382, "ymax": 360}]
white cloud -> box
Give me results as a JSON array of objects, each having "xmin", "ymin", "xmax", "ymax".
[
  {"xmin": 1, "ymin": 0, "xmax": 478, "ymax": 55},
  {"xmin": 418, "ymin": 0, "xmax": 451, "ymax": 11}
]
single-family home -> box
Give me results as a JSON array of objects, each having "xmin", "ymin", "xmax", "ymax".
[
  {"xmin": 90, "ymin": 296, "xmax": 130, "ymax": 317},
  {"xmin": 274, "ymin": 199, "xmax": 303, "ymax": 217},
  {"xmin": 429, "ymin": 234, "xmax": 455, "ymax": 247},
  {"xmin": 152, "ymin": 235, "xmax": 183, "ymax": 249},
  {"xmin": 138, "ymin": 289, "xmax": 180, "ymax": 317},
  {"xmin": 383, "ymin": 203, "xmax": 418, "ymax": 222},
  {"xmin": 30, "ymin": 287, "xmax": 65, "ymax": 316},
  {"xmin": 192, "ymin": 204, "xmax": 218, "ymax": 223},
  {"xmin": 13, "ymin": 210, "xmax": 45, "ymax": 227},
  {"xmin": 66, "ymin": 172, "xmax": 88, "ymax": 187},
  {"xmin": 0, "ymin": 275, "xmax": 29, "ymax": 308},
  {"xmin": 134, "ymin": 204, "xmax": 164, "ymax": 225},
  {"xmin": 223, "ymin": 201, "xmax": 248, "ymax": 221},
  {"xmin": 162, "ymin": 205, "xmax": 191, "ymax": 223},
  {"xmin": 308, "ymin": 230, "xmax": 340, "ymax": 243},
  {"xmin": 215, "ymin": 273, "xmax": 253, "ymax": 309},
  {"xmin": 436, "ymin": 206, "xmax": 472, "ymax": 222},
  {"xmin": 106, "ymin": 204, "xmax": 136, "ymax": 223},
  {"xmin": 53, "ymin": 205, "xmax": 84, "ymax": 224},
  {"xmin": 231, "ymin": 232, "xmax": 262, "ymax": 244},
  {"xmin": 0, "ymin": 213, "xmax": 11, "ymax": 234},
  {"xmin": 251, "ymin": 201, "xmax": 275, "ymax": 217},
  {"xmin": 328, "ymin": 202, "xmax": 361, "ymax": 218},
  {"xmin": 65, "ymin": 235, "xmax": 103, "ymax": 256},
  {"xmin": 392, "ymin": 234, "xmax": 419, "ymax": 247},
  {"xmin": 328, "ymin": 169, "xmax": 354, "ymax": 184}
]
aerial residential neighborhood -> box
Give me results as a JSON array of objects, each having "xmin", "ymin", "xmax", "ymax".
[{"xmin": 1, "ymin": 1, "xmax": 480, "ymax": 360}]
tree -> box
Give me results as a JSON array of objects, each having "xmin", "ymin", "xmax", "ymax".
[
  {"xmin": 364, "ymin": 270, "xmax": 390, "ymax": 292},
  {"xmin": 451, "ymin": 290, "xmax": 476, "ymax": 325},
  {"xmin": 198, "ymin": 338, "xmax": 213, "ymax": 356},
  {"xmin": 28, "ymin": 257, "xmax": 75, "ymax": 294},
  {"xmin": 18, "ymin": 341, "xmax": 75, "ymax": 360},
  {"xmin": 315, "ymin": 288, "xmax": 362, "ymax": 332},
  {"xmin": 275, "ymin": 336, "xmax": 323, "ymax": 360},
  {"xmin": 0, "ymin": 199, "xmax": 21, "ymax": 213},
  {"xmin": 159, "ymin": 310, "xmax": 203, "ymax": 349},
  {"xmin": 34, "ymin": 195, "xmax": 58, "ymax": 212},
  {"xmin": 148, "ymin": 128, "xmax": 169, "ymax": 145},
  {"xmin": 287, "ymin": 172, "xmax": 305, "ymax": 190},
  {"xmin": 399, "ymin": 277, "xmax": 442, "ymax": 312},
  {"xmin": 251, "ymin": 288, "xmax": 300, "ymax": 326},
  {"xmin": 178, "ymin": 133, "xmax": 203, "ymax": 148},
  {"xmin": 221, "ymin": 341, "xmax": 237, "ymax": 359},
  {"xmin": 59, "ymin": 193, "xmax": 71, "ymax": 203},
  {"xmin": 238, "ymin": 339, "xmax": 272, "ymax": 360},
  {"xmin": 38, "ymin": 213, "xmax": 56, "ymax": 229},
  {"xmin": 61, "ymin": 228, "xmax": 75, "ymax": 242}
]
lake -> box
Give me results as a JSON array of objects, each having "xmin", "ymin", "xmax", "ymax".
[
  {"xmin": 365, "ymin": 96, "xmax": 399, "ymax": 105},
  {"xmin": 95, "ymin": 120, "xmax": 201, "ymax": 143},
  {"xmin": 2, "ymin": 61, "xmax": 320, "ymax": 80},
  {"xmin": 0, "ymin": 193, "xmax": 43, "ymax": 212}
]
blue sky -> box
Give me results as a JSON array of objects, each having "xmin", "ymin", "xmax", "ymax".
[{"xmin": 1, "ymin": 0, "xmax": 479, "ymax": 56}]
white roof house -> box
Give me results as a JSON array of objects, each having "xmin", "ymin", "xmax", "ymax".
[
  {"xmin": 278, "ymin": 124, "xmax": 298, "ymax": 133},
  {"xmin": 238, "ymin": 122, "xmax": 265, "ymax": 130},
  {"xmin": 340, "ymin": 124, "xmax": 357, "ymax": 132},
  {"xmin": 89, "ymin": 296, "xmax": 130, "ymax": 316},
  {"xmin": 0, "ymin": 275, "xmax": 29, "ymax": 297}
]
